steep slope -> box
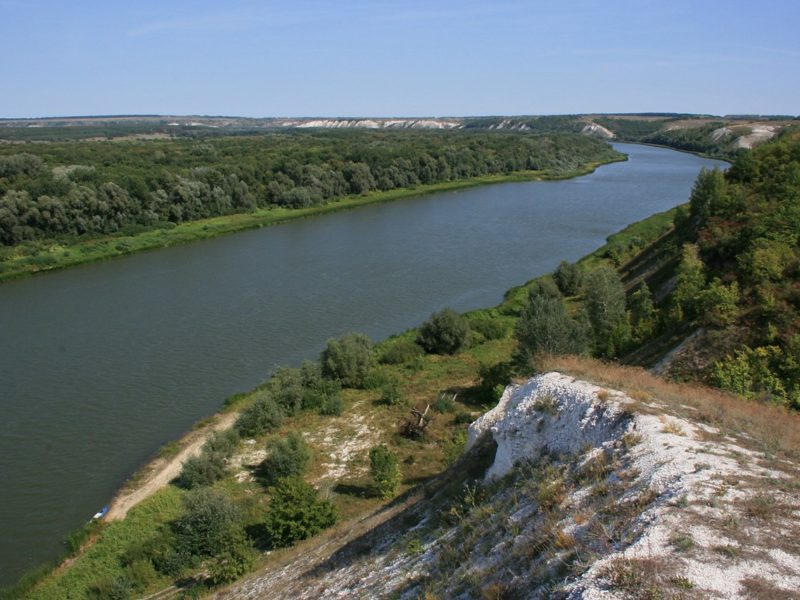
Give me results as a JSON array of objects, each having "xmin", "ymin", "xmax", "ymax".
[{"xmin": 217, "ymin": 371, "xmax": 800, "ymax": 599}]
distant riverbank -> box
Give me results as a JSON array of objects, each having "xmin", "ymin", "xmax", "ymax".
[{"xmin": 0, "ymin": 156, "xmax": 624, "ymax": 283}]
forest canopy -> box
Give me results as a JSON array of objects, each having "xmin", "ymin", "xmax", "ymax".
[{"xmin": 0, "ymin": 131, "xmax": 619, "ymax": 248}]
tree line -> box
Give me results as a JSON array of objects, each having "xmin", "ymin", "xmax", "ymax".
[
  {"xmin": 511, "ymin": 127, "xmax": 800, "ymax": 409},
  {"xmin": 0, "ymin": 131, "xmax": 619, "ymax": 246}
]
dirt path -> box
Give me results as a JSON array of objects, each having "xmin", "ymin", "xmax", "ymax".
[{"xmin": 105, "ymin": 412, "xmax": 238, "ymax": 521}]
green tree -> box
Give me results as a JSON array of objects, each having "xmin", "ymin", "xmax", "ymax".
[
  {"xmin": 260, "ymin": 433, "xmax": 312, "ymax": 486},
  {"xmin": 320, "ymin": 333, "xmax": 374, "ymax": 388},
  {"xmin": 583, "ymin": 266, "xmax": 631, "ymax": 358},
  {"xmin": 670, "ymin": 243, "xmax": 706, "ymax": 322},
  {"xmin": 628, "ymin": 282, "xmax": 657, "ymax": 342},
  {"xmin": 696, "ymin": 278, "xmax": 739, "ymax": 328},
  {"xmin": 172, "ymin": 489, "xmax": 243, "ymax": 558},
  {"xmin": 553, "ymin": 260, "xmax": 583, "ymax": 296},
  {"xmin": 369, "ymin": 444, "xmax": 402, "ymax": 499},
  {"xmin": 416, "ymin": 308, "xmax": 470, "ymax": 355},
  {"xmin": 513, "ymin": 288, "xmax": 588, "ymax": 367},
  {"xmin": 207, "ymin": 526, "xmax": 256, "ymax": 585},
  {"xmin": 689, "ymin": 168, "xmax": 726, "ymax": 223},
  {"xmin": 235, "ymin": 393, "xmax": 284, "ymax": 438},
  {"xmin": 263, "ymin": 477, "xmax": 337, "ymax": 548},
  {"xmin": 177, "ymin": 452, "xmax": 227, "ymax": 490}
]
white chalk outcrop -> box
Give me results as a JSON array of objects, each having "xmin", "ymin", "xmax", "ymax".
[
  {"xmin": 581, "ymin": 122, "xmax": 615, "ymax": 139},
  {"xmin": 469, "ymin": 372, "xmax": 800, "ymax": 599},
  {"xmin": 468, "ymin": 372, "xmax": 630, "ymax": 479}
]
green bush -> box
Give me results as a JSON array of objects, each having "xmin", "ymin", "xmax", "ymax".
[
  {"xmin": 513, "ymin": 286, "xmax": 588, "ymax": 367},
  {"xmin": 177, "ymin": 452, "xmax": 227, "ymax": 490},
  {"xmin": 172, "ymin": 489, "xmax": 244, "ymax": 559},
  {"xmin": 267, "ymin": 367, "xmax": 305, "ymax": 415},
  {"xmin": 317, "ymin": 393, "xmax": 343, "ymax": 416},
  {"xmin": 417, "ymin": 308, "xmax": 470, "ymax": 354},
  {"xmin": 207, "ymin": 526, "xmax": 256, "ymax": 585},
  {"xmin": 204, "ymin": 429, "xmax": 240, "ymax": 456},
  {"xmin": 432, "ymin": 392, "xmax": 456, "ymax": 413},
  {"xmin": 260, "ymin": 433, "xmax": 312, "ymax": 486},
  {"xmin": 476, "ymin": 361, "xmax": 513, "ymax": 403},
  {"xmin": 263, "ymin": 477, "xmax": 337, "ymax": 548},
  {"xmin": 320, "ymin": 333, "xmax": 374, "ymax": 388},
  {"xmin": 369, "ymin": 444, "xmax": 402, "ymax": 498},
  {"xmin": 628, "ymin": 281, "xmax": 657, "ymax": 342},
  {"xmin": 235, "ymin": 393, "xmax": 284, "ymax": 438},
  {"xmin": 380, "ymin": 338, "xmax": 424, "ymax": 364},
  {"xmin": 553, "ymin": 260, "xmax": 583, "ymax": 296},
  {"xmin": 363, "ymin": 368, "xmax": 391, "ymax": 390},
  {"xmin": 379, "ymin": 381, "xmax": 404, "ymax": 406},
  {"xmin": 696, "ymin": 278, "xmax": 739, "ymax": 328},
  {"xmin": 468, "ymin": 316, "xmax": 508, "ymax": 341},
  {"xmin": 301, "ymin": 377, "xmax": 342, "ymax": 413},
  {"xmin": 88, "ymin": 576, "xmax": 133, "ymax": 600},
  {"xmin": 177, "ymin": 429, "xmax": 239, "ymax": 489}
]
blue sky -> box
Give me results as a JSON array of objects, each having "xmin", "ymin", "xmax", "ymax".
[{"xmin": 1, "ymin": 0, "xmax": 798, "ymax": 118}]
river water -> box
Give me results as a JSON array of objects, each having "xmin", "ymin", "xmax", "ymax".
[{"xmin": 0, "ymin": 143, "xmax": 726, "ymax": 585}]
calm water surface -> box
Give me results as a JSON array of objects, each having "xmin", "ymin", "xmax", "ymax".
[{"xmin": 0, "ymin": 143, "xmax": 726, "ymax": 584}]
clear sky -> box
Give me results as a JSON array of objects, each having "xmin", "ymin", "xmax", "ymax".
[{"xmin": 1, "ymin": 0, "xmax": 798, "ymax": 118}]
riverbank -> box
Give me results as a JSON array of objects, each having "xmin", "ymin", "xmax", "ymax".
[
  {"xmin": 9, "ymin": 192, "xmax": 680, "ymax": 599},
  {"xmin": 0, "ymin": 155, "xmax": 625, "ymax": 284}
]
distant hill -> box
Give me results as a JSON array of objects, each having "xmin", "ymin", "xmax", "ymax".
[{"xmin": 1, "ymin": 113, "xmax": 797, "ymax": 155}]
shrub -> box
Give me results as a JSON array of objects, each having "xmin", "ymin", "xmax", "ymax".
[
  {"xmin": 177, "ymin": 452, "xmax": 227, "ymax": 490},
  {"xmin": 318, "ymin": 393, "xmax": 343, "ymax": 416},
  {"xmin": 260, "ymin": 433, "xmax": 312, "ymax": 486},
  {"xmin": 234, "ymin": 393, "xmax": 284, "ymax": 438},
  {"xmin": 172, "ymin": 489, "xmax": 243, "ymax": 558},
  {"xmin": 263, "ymin": 477, "xmax": 337, "ymax": 548},
  {"xmin": 554, "ymin": 260, "xmax": 583, "ymax": 296},
  {"xmin": 207, "ymin": 526, "xmax": 256, "ymax": 585},
  {"xmin": 369, "ymin": 444, "xmax": 402, "ymax": 498},
  {"xmin": 363, "ymin": 368, "xmax": 391, "ymax": 390},
  {"xmin": 433, "ymin": 392, "xmax": 456, "ymax": 413},
  {"xmin": 696, "ymin": 278, "xmax": 739, "ymax": 328},
  {"xmin": 380, "ymin": 338, "xmax": 424, "ymax": 364},
  {"xmin": 204, "ymin": 429, "xmax": 239, "ymax": 456},
  {"xmin": 267, "ymin": 367, "xmax": 305, "ymax": 415},
  {"xmin": 417, "ymin": 308, "xmax": 470, "ymax": 354},
  {"xmin": 320, "ymin": 333, "xmax": 374, "ymax": 388},
  {"xmin": 177, "ymin": 429, "xmax": 239, "ymax": 489},
  {"xmin": 467, "ymin": 315, "xmax": 508, "ymax": 341},
  {"xmin": 513, "ymin": 288, "xmax": 588, "ymax": 367},
  {"xmin": 476, "ymin": 361, "xmax": 513, "ymax": 403},
  {"xmin": 379, "ymin": 381, "xmax": 404, "ymax": 406},
  {"xmin": 301, "ymin": 377, "xmax": 342, "ymax": 414}
]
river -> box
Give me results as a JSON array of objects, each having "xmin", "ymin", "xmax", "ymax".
[{"xmin": 0, "ymin": 143, "xmax": 726, "ymax": 585}]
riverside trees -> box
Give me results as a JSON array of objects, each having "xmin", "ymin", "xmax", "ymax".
[{"xmin": 0, "ymin": 131, "xmax": 619, "ymax": 248}]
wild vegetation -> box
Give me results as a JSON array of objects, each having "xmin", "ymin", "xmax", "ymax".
[
  {"xmin": 0, "ymin": 130, "xmax": 621, "ymax": 280},
  {"xmin": 8, "ymin": 129, "xmax": 800, "ymax": 598}
]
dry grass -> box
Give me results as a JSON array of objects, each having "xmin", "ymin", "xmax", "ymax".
[
  {"xmin": 660, "ymin": 418, "xmax": 685, "ymax": 436},
  {"xmin": 739, "ymin": 577, "xmax": 800, "ymax": 599},
  {"xmin": 538, "ymin": 355, "xmax": 800, "ymax": 461},
  {"xmin": 600, "ymin": 557, "xmax": 689, "ymax": 599}
]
